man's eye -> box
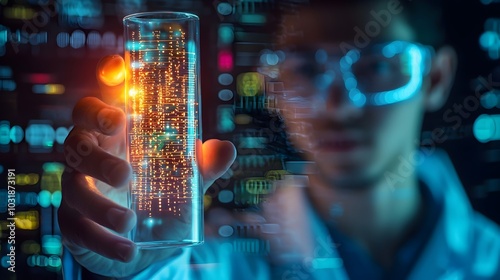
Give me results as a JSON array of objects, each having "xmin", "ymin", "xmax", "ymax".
[
  {"xmin": 355, "ymin": 60, "xmax": 397, "ymax": 79},
  {"xmin": 364, "ymin": 61, "xmax": 390, "ymax": 74}
]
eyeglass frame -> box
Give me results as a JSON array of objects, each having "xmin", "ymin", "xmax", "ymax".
[{"xmin": 276, "ymin": 41, "xmax": 435, "ymax": 108}]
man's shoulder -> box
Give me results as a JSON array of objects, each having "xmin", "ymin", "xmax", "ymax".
[
  {"xmin": 464, "ymin": 212, "xmax": 500, "ymax": 278},
  {"xmin": 470, "ymin": 212, "xmax": 500, "ymax": 252}
]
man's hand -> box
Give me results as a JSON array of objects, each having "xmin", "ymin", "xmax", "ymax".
[{"xmin": 58, "ymin": 55, "xmax": 236, "ymax": 277}]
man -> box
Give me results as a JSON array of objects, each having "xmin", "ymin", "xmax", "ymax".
[{"xmin": 60, "ymin": 0, "xmax": 500, "ymax": 279}]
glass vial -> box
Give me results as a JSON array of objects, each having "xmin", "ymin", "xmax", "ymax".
[{"xmin": 123, "ymin": 11, "xmax": 202, "ymax": 249}]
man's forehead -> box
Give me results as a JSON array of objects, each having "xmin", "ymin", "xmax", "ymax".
[{"xmin": 277, "ymin": 4, "xmax": 415, "ymax": 48}]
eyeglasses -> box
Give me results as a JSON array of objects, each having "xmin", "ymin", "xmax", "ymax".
[{"xmin": 278, "ymin": 41, "xmax": 434, "ymax": 107}]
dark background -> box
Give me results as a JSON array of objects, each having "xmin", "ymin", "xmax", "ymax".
[{"xmin": 0, "ymin": 0, "xmax": 499, "ymax": 279}]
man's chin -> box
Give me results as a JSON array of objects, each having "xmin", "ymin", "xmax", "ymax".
[{"xmin": 312, "ymin": 160, "xmax": 378, "ymax": 189}]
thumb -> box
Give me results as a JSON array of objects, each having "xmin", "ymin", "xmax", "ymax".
[{"xmin": 198, "ymin": 139, "xmax": 237, "ymax": 192}]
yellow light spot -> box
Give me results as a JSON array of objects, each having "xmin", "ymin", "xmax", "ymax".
[
  {"xmin": 203, "ymin": 195, "xmax": 212, "ymax": 210},
  {"xmin": 234, "ymin": 114, "xmax": 252, "ymax": 125},
  {"xmin": 46, "ymin": 84, "xmax": 65, "ymax": 94},
  {"xmin": 15, "ymin": 211, "xmax": 39, "ymax": 230},
  {"xmin": 129, "ymin": 88, "xmax": 137, "ymax": 97},
  {"xmin": 4, "ymin": 6, "xmax": 35, "ymax": 20}
]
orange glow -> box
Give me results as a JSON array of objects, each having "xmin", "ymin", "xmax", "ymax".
[{"xmin": 98, "ymin": 56, "xmax": 125, "ymax": 86}]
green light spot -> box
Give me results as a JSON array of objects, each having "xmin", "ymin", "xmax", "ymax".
[
  {"xmin": 240, "ymin": 14, "xmax": 266, "ymax": 24},
  {"xmin": 218, "ymin": 25, "xmax": 234, "ymax": 44},
  {"xmin": 42, "ymin": 162, "xmax": 64, "ymax": 173}
]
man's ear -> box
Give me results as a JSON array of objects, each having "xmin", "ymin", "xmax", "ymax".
[{"xmin": 424, "ymin": 46, "xmax": 458, "ymax": 112}]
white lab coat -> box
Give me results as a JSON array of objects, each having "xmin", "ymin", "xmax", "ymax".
[{"xmin": 113, "ymin": 150, "xmax": 500, "ymax": 279}]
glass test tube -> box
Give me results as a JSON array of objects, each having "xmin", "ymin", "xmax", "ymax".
[{"xmin": 123, "ymin": 11, "xmax": 202, "ymax": 249}]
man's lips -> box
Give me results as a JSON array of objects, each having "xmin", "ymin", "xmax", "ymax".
[{"xmin": 312, "ymin": 133, "xmax": 364, "ymax": 153}]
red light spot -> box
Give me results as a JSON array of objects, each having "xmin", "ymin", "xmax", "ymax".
[
  {"xmin": 218, "ymin": 51, "xmax": 233, "ymax": 71},
  {"xmin": 27, "ymin": 73, "xmax": 53, "ymax": 84}
]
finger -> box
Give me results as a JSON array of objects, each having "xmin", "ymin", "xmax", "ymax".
[
  {"xmin": 61, "ymin": 171, "xmax": 136, "ymax": 233},
  {"xmin": 58, "ymin": 201, "xmax": 137, "ymax": 262},
  {"xmin": 64, "ymin": 129, "xmax": 132, "ymax": 187},
  {"xmin": 199, "ymin": 139, "xmax": 237, "ymax": 190},
  {"xmin": 72, "ymin": 97, "xmax": 126, "ymax": 136},
  {"xmin": 96, "ymin": 55, "xmax": 125, "ymax": 106}
]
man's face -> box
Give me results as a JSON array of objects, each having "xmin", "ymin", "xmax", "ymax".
[{"xmin": 277, "ymin": 5, "xmax": 429, "ymax": 188}]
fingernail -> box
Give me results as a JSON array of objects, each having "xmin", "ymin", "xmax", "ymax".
[
  {"xmin": 97, "ymin": 108, "xmax": 117, "ymax": 133},
  {"xmin": 115, "ymin": 242, "xmax": 135, "ymax": 262}
]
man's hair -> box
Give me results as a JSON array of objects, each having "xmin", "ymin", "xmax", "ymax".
[{"xmin": 273, "ymin": 0, "xmax": 447, "ymax": 49}]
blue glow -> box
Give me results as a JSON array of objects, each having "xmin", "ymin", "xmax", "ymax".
[
  {"xmin": 480, "ymin": 19, "xmax": 500, "ymax": 60},
  {"xmin": 217, "ymin": 106, "xmax": 235, "ymax": 133},
  {"xmin": 1, "ymin": 256, "xmax": 11, "ymax": 268},
  {"xmin": 265, "ymin": 53, "xmax": 279, "ymax": 66},
  {"xmin": 0, "ymin": 165, "xmax": 3, "ymax": 174},
  {"xmin": 312, "ymin": 258, "xmax": 343, "ymax": 269},
  {"xmin": 186, "ymin": 38, "xmax": 200, "ymax": 236},
  {"xmin": 70, "ymin": 30, "xmax": 85, "ymax": 49},
  {"xmin": 24, "ymin": 192, "xmax": 38, "ymax": 206},
  {"xmin": 346, "ymin": 49, "xmax": 360, "ymax": 64},
  {"xmin": 382, "ymin": 41, "xmax": 403, "ymax": 58},
  {"xmin": 1, "ymin": 80, "xmax": 16, "ymax": 91},
  {"xmin": 314, "ymin": 73, "xmax": 334, "ymax": 91},
  {"xmin": 0, "ymin": 65, "xmax": 12, "ymax": 77},
  {"xmin": 480, "ymin": 31, "xmax": 498, "ymax": 49},
  {"xmin": 38, "ymin": 190, "xmax": 51, "ymax": 207},
  {"xmin": 218, "ymin": 190, "xmax": 234, "ymax": 203},
  {"xmin": 473, "ymin": 114, "xmax": 500, "ymax": 143},
  {"xmin": 143, "ymin": 217, "xmax": 156, "ymax": 228},
  {"xmin": 56, "ymin": 32, "xmax": 69, "ymax": 48},
  {"xmin": 10, "ymin": 125, "xmax": 24, "ymax": 143},
  {"xmin": 481, "ymin": 91, "xmax": 499, "ymax": 109},
  {"xmin": 55, "ymin": 127, "xmax": 69, "ymax": 144},
  {"xmin": 0, "ymin": 26, "xmax": 7, "ymax": 48},
  {"xmin": 240, "ymin": 14, "xmax": 266, "ymax": 24},
  {"xmin": 126, "ymin": 41, "xmax": 141, "ymax": 51},
  {"xmin": 218, "ymin": 73, "xmax": 233, "ymax": 86},
  {"xmin": 47, "ymin": 256, "xmax": 62, "ymax": 268},
  {"xmin": 368, "ymin": 45, "xmax": 423, "ymax": 106},
  {"xmin": 345, "ymin": 76, "xmax": 357, "ymax": 91},
  {"xmin": 315, "ymin": 49, "xmax": 328, "ymax": 64},
  {"xmin": 42, "ymin": 162, "xmax": 64, "ymax": 173},
  {"xmin": 87, "ymin": 31, "xmax": 101, "ymax": 48},
  {"xmin": 348, "ymin": 89, "xmax": 366, "ymax": 107},
  {"xmin": 0, "ymin": 121, "xmax": 10, "ymax": 145},
  {"xmin": 218, "ymin": 89, "xmax": 233, "ymax": 101},
  {"xmin": 42, "ymin": 235, "xmax": 62, "ymax": 255},
  {"xmin": 218, "ymin": 25, "xmax": 234, "ymax": 45},
  {"xmin": 218, "ymin": 225, "xmax": 234, "ymax": 237},
  {"xmin": 217, "ymin": 2, "xmax": 233, "ymax": 16},
  {"xmin": 51, "ymin": 191, "xmax": 62, "ymax": 208},
  {"xmin": 25, "ymin": 123, "xmax": 55, "ymax": 148},
  {"xmin": 240, "ymin": 137, "xmax": 267, "ymax": 149}
]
